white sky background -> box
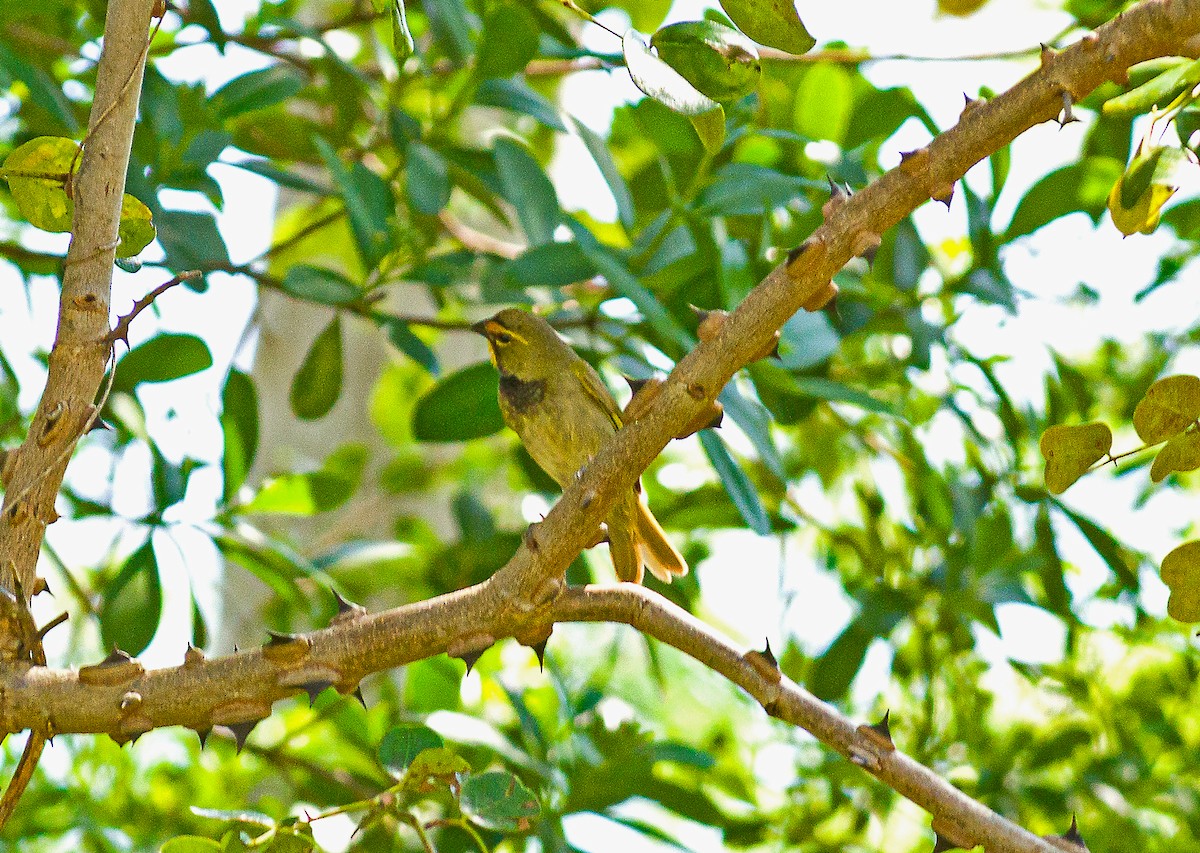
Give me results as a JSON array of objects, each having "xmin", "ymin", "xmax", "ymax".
[{"xmin": 3, "ymin": 1, "xmax": 1199, "ymax": 848}]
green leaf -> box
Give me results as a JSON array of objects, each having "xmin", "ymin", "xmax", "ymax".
[
  {"xmin": 719, "ymin": 384, "xmax": 784, "ymax": 480},
  {"xmin": 794, "ymin": 63, "xmax": 853, "ymax": 143},
  {"xmin": 0, "ymin": 43, "xmax": 78, "ymax": 132},
  {"xmin": 403, "ymin": 747, "xmax": 473, "ymax": 790},
  {"xmin": 493, "ymin": 137, "xmax": 562, "ymax": 246},
  {"xmin": 243, "ymin": 444, "xmax": 368, "ymax": 514},
  {"xmin": 1055, "ymin": 503, "xmax": 1139, "ymax": 591},
  {"xmin": 113, "ymin": 334, "xmax": 214, "ymax": 392},
  {"xmin": 155, "ymin": 209, "xmax": 230, "ymax": 271},
  {"xmin": 571, "ymin": 116, "xmax": 635, "ymax": 229},
  {"xmin": 461, "ymin": 770, "xmax": 540, "ymax": 833},
  {"xmin": 688, "ymin": 107, "xmax": 726, "ymax": 153},
  {"xmin": 405, "ymin": 141, "xmax": 451, "ymax": 215},
  {"xmin": 623, "ymin": 29, "xmax": 723, "ymax": 119},
  {"xmin": 221, "ymin": 370, "xmax": 259, "ymax": 504},
  {"xmin": 390, "ymin": 0, "xmax": 416, "ymax": 63},
  {"xmin": 379, "ymin": 724, "xmax": 444, "ymax": 775},
  {"xmin": 505, "ymin": 242, "xmax": 597, "ymax": 287},
  {"xmin": 385, "ymin": 319, "xmax": 439, "ymax": 374},
  {"xmin": 1103, "ymin": 56, "xmax": 1200, "ymax": 117},
  {"xmin": 281, "ymin": 264, "xmax": 361, "ymax": 306},
  {"xmin": 699, "ymin": 430, "xmax": 771, "ymax": 535},
  {"xmin": 290, "ymin": 316, "xmax": 343, "ymax": 420},
  {"xmin": 209, "ymin": 64, "xmax": 305, "ymax": 119},
  {"xmin": 476, "ymin": 78, "xmax": 567, "ymax": 132},
  {"xmin": 718, "ymin": 0, "xmax": 815, "ymax": 54},
  {"xmin": 187, "ymin": 0, "xmax": 228, "ymax": 50},
  {"xmin": 651, "ymin": 21, "xmax": 760, "ymax": 102},
  {"xmin": 99, "ymin": 538, "xmax": 162, "ymax": 656},
  {"xmin": 412, "ymin": 362, "xmax": 504, "ymax": 442},
  {"xmin": 573, "ymin": 233, "xmax": 693, "ymax": 354},
  {"xmin": 191, "ymin": 807, "xmax": 275, "ymax": 828},
  {"xmin": 1005, "ymin": 157, "xmax": 1124, "ymax": 240},
  {"xmin": 696, "ymin": 163, "xmax": 813, "ymax": 216},
  {"xmin": 160, "ymin": 837, "xmax": 224, "ymax": 853},
  {"xmin": 789, "ymin": 376, "xmax": 893, "ymax": 414},
  {"xmin": 477, "ymin": 2, "xmax": 539, "ymax": 78},
  {"xmin": 314, "ymin": 137, "xmax": 395, "ymax": 269}
]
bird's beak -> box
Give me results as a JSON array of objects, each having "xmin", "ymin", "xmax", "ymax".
[{"xmin": 472, "ymin": 317, "xmax": 499, "ymax": 367}]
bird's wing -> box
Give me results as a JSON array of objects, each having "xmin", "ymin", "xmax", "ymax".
[{"xmin": 571, "ymin": 359, "xmax": 623, "ymax": 430}]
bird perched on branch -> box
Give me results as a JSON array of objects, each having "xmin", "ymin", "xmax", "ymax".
[{"xmin": 472, "ymin": 308, "xmax": 687, "ymax": 584}]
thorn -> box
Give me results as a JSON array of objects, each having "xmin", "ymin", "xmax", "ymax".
[
  {"xmin": 1056, "ymin": 90, "xmax": 1078, "ymax": 127},
  {"xmin": 299, "ymin": 680, "xmax": 333, "ymax": 706},
  {"xmin": 932, "ymin": 833, "xmax": 959, "ymax": 853},
  {"xmin": 101, "ymin": 647, "xmax": 134, "ymax": 667},
  {"xmin": 532, "ymin": 638, "xmax": 548, "ymax": 671},
  {"xmin": 87, "ymin": 417, "xmax": 113, "ymax": 434},
  {"xmin": 867, "ymin": 710, "xmax": 894, "ymax": 747},
  {"xmin": 1056, "ymin": 815, "xmax": 1087, "ymax": 850},
  {"xmin": 30, "ymin": 577, "xmax": 49, "ymax": 596},
  {"xmin": 184, "ymin": 643, "xmax": 206, "ymax": 665},
  {"xmin": 1039, "ymin": 42, "xmax": 1056, "ymax": 67},
  {"xmin": 110, "ymin": 732, "xmax": 130, "ymax": 747},
  {"xmin": 226, "ymin": 719, "xmax": 259, "ymax": 753},
  {"xmin": 786, "ymin": 242, "xmax": 806, "ymax": 265},
  {"xmin": 197, "ymin": 728, "xmax": 211, "ymax": 749},
  {"xmin": 623, "ymin": 375, "xmax": 650, "ymax": 396},
  {"xmin": 461, "ymin": 647, "xmax": 486, "ymax": 674},
  {"xmin": 685, "ymin": 382, "xmax": 706, "ymax": 401},
  {"xmin": 822, "ymin": 176, "xmax": 850, "ymax": 218},
  {"xmin": 331, "ymin": 588, "xmax": 367, "ymax": 624},
  {"xmin": 693, "ymin": 306, "xmax": 728, "ymax": 342},
  {"xmin": 352, "ymin": 686, "xmax": 367, "ymax": 708},
  {"xmin": 744, "ymin": 641, "xmax": 782, "ymax": 683},
  {"xmin": 932, "ymin": 182, "xmax": 955, "ymax": 208},
  {"xmin": 265, "ymin": 630, "xmax": 301, "ymax": 647}
]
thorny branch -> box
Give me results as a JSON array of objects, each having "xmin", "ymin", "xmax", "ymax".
[{"xmin": 1, "ymin": 0, "xmax": 1199, "ymax": 848}]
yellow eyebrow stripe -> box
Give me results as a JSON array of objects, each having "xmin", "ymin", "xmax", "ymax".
[{"xmin": 485, "ymin": 320, "xmax": 528, "ymax": 345}]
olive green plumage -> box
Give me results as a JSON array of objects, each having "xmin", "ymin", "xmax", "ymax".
[{"xmin": 473, "ymin": 308, "xmax": 686, "ymax": 584}]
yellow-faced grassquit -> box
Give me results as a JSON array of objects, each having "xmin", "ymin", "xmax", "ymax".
[{"xmin": 473, "ymin": 308, "xmax": 687, "ymax": 584}]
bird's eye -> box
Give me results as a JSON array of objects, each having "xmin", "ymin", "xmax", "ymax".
[{"xmin": 495, "ymin": 331, "xmax": 513, "ymax": 344}]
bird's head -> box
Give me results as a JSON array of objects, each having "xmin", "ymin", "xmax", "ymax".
[{"xmin": 472, "ymin": 308, "xmax": 570, "ymax": 378}]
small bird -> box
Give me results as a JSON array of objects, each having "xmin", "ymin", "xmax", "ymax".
[{"xmin": 472, "ymin": 308, "xmax": 687, "ymax": 584}]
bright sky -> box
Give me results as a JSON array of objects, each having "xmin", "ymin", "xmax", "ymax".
[{"xmin": 3, "ymin": 2, "xmax": 1197, "ymax": 848}]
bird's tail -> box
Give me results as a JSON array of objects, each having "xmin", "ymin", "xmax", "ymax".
[{"xmin": 635, "ymin": 495, "xmax": 687, "ymax": 584}]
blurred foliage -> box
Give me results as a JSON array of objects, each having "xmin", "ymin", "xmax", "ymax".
[{"xmin": 1, "ymin": 0, "xmax": 1199, "ymax": 850}]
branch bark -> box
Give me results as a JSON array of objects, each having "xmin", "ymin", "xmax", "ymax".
[
  {"xmin": 2, "ymin": 0, "xmax": 1198, "ymax": 849},
  {"xmin": 0, "ymin": 0, "xmax": 156, "ymax": 651}
]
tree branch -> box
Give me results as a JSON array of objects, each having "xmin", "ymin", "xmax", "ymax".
[
  {"xmin": 0, "ymin": 0, "xmax": 157, "ymax": 640},
  {"xmin": 1, "ymin": 0, "xmax": 1197, "ymax": 848}
]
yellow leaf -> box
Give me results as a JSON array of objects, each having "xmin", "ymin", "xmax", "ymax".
[
  {"xmin": 1149, "ymin": 429, "xmax": 1200, "ymax": 483},
  {"xmin": 1133, "ymin": 374, "xmax": 1200, "ymax": 443},
  {"xmin": 1107, "ymin": 145, "xmax": 1183, "ymax": 237},
  {"xmin": 2, "ymin": 136, "xmax": 80, "ymax": 233},
  {"xmin": 1039, "ymin": 422, "xmax": 1112, "ymax": 495},
  {"xmin": 1161, "ymin": 540, "xmax": 1200, "ymax": 622}
]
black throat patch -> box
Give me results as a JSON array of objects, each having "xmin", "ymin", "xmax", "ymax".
[{"xmin": 499, "ymin": 373, "xmax": 545, "ymax": 413}]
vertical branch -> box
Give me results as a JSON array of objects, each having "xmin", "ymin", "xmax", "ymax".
[{"xmin": 0, "ymin": 0, "xmax": 157, "ymax": 651}]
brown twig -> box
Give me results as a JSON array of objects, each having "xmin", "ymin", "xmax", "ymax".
[{"xmin": 106, "ymin": 270, "xmax": 201, "ymax": 345}]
